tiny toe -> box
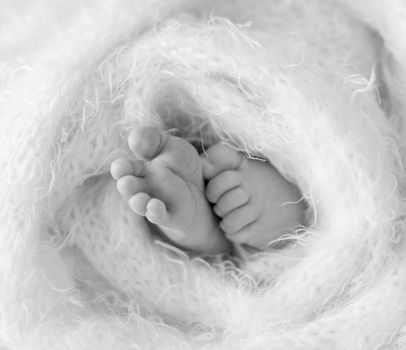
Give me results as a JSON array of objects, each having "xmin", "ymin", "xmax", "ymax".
[
  {"xmin": 110, "ymin": 158, "xmax": 134, "ymax": 180},
  {"xmin": 128, "ymin": 126, "xmax": 165, "ymax": 160},
  {"xmin": 129, "ymin": 192, "xmax": 151, "ymax": 216},
  {"xmin": 202, "ymin": 143, "xmax": 243, "ymax": 178},
  {"xmin": 214, "ymin": 187, "xmax": 250, "ymax": 217},
  {"xmin": 220, "ymin": 205, "xmax": 258, "ymax": 234},
  {"xmin": 116, "ymin": 175, "xmax": 145, "ymax": 196},
  {"xmin": 145, "ymin": 198, "xmax": 168, "ymax": 225},
  {"xmin": 205, "ymin": 170, "xmax": 242, "ymax": 203}
]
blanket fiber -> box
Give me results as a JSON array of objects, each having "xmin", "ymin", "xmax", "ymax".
[{"xmin": 1, "ymin": 0, "xmax": 406, "ymax": 349}]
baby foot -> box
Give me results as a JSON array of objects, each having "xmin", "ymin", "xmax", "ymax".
[
  {"xmin": 111, "ymin": 126, "xmax": 230, "ymax": 254},
  {"xmin": 202, "ymin": 144, "xmax": 305, "ymax": 250}
]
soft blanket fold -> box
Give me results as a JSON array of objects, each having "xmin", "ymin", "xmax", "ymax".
[{"xmin": 1, "ymin": 0, "xmax": 406, "ymax": 349}]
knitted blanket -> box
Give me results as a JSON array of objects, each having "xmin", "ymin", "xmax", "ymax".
[{"xmin": 1, "ymin": 0, "xmax": 406, "ymax": 349}]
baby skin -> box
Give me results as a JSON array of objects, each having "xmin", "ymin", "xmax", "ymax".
[{"xmin": 111, "ymin": 126, "xmax": 305, "ymax": 254}]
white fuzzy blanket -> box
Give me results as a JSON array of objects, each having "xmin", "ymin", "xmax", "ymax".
[{"xmin": 1, "ymin": 0, "xmax": 406, "ymax": 349}]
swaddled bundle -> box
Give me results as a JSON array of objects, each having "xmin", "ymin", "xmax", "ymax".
[{"xmin": 1, "ymin": 0, "xmax": 406, "ymax": 349}]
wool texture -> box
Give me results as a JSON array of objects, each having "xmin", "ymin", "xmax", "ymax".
[{"xmin": 1, "ymin": 0, "xmax": 406, "ymax": 349}]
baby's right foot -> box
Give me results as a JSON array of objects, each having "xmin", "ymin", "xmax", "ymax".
[
  {"xmin": 110, "ymin": 126, "xmax": 231, "ymax": 254},
  {"xmin": 202, "ymin": 144, "xmax": 305, "ymax": 250}
]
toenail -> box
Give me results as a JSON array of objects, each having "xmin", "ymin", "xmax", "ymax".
[{"xmin": 142, "ymin": 129, "xmax": 162, "ymax": 159}]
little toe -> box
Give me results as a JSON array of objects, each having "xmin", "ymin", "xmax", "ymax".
[
  {"xmin": 213, "ymin": 187, "xmax": 250, "ymax": 217},
  {"xmin": 129, "ymin": 192, "xmax": 151, "ymax": 216},
  {"xmin": 205, "ymin": 170, "xmax": 242, "ymax": 203},
  {"xmin": 116, "ymin": 175, "xmax": 145, "ymax": 196},
  {"xmin": 145, "ymin": 198, "xmax": 169, "ymax": 225},
  {"xmin": 146, "ymin": 198, "xmax": 188, "ymax": 243},
  {"xmin": 128, "ymin": 126, "xmax": 166, "ymax": 160},
  {"xmin": 220, "ymin": 205, "xmax": 258, "ymax": 235},
  {"xmin": 110, "ymin": 158, "xmax": 134, "ymax": 180},
  {"xmin": 201, "ymin": 143, "xmax": 243, "ymax": 179}
]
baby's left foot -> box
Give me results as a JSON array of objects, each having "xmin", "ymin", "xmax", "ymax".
[
  {"xmin": 202, "ymin": 144, "xmax": 305, "ymax": 249},
  {"xmin": 111, "ymin": 126, "xmax": 230, "ymax": 254}
]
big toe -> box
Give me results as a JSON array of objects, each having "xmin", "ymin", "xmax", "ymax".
[
  {"xmin": 202, "ymin": 143, "xmax": 243, "ymax": 179},
  {"xmin": 128, "ymin": 126, "xmax": 166, "ymax": 160}
]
